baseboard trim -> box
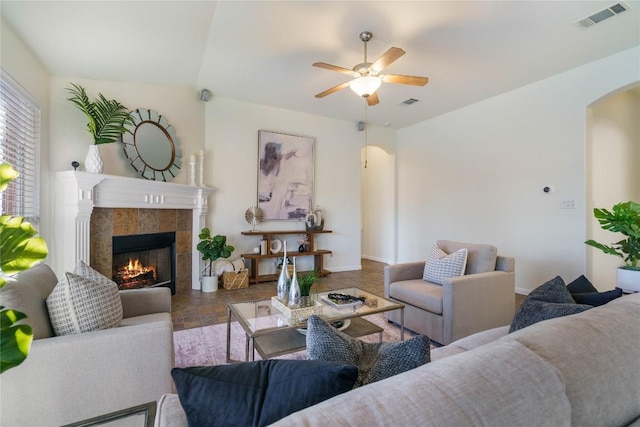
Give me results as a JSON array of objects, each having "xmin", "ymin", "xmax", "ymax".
[
  {"xmin": 327, "ymin": 265, "xmax": 362, "ymax": 273},
  {"xmin": 361, "ymin": 255, "xmax": 391, "ymax": 264},
  {"xmin": 515, "ymin": 287, "xmax": 530, "ymax": 295}
]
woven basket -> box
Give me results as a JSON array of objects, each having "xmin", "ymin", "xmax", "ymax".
[{"xmin": 222, "ymin": 269, "xmax": 249, "ymax": 290}]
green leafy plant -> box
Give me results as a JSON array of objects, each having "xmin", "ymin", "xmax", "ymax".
[
  {"xmin": 0, "ymin": 163, "xmax": 48, "ymax": 374},
  {"xmin": 585, "ymin": 200, "xmax": 640, "ymax": 270},
  {"xmin": 297, "ymin": 269, "xmax": 320, "ymax": 297},
  {"xmin": 196, "ymin": 228, "xmax": 234, "ymax": 276},
  {"xmin": 66, "ymin": 83, "xmax": 134, "ymax": 145}
]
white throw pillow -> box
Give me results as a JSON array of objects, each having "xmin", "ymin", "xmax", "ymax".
[
  {"xmin": 422, "ymin": 244, "xmax": 468, "ymax": 285},
  {"xmin": 46, "ymin": 268, "xmax": 123, "ymax": 336}
]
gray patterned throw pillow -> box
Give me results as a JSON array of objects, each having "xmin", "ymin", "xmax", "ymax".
[
  {"xmin": 46, "ymin": 268, "xmax": 122, "ymax": 336},
  {"xmin": 423, "ymin": 244, "xmax": 468, "ymax": 285},
  {"xmin": 306, "ymin": 315, "xmax": 431, "ymax": 387}
]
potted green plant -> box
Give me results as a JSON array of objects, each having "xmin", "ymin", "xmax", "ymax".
[
  {"xmin": 196, "ymin": 228, "xmax": 234, "ymax": 292},
  {"xmin": 297, "ymin": 269, "xmax": 320, "ymax": 298},
  {"xmin": 66, "ymin": 83, "xmax": 134, "ymax": 174},
  {"xmin": 585, "ymin": 200, "xmax": 640, "ymax": 292},
  {"xmin": 0, "ymin": 163, "xmax": 48, "ymax": 374}
]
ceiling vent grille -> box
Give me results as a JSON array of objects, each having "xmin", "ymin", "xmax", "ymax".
[
  {"xmin": 401, "ymin": 98, "xmax": 419, "ymax": 106},
  {"xmin": 576, "ymin": 1, "xmax": 631, "ymax": 29}
]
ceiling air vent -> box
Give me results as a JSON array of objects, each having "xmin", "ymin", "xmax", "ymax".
[
  {"xmin": 576, "ymin": 1, "xmax": 631, "ymax": 29},
  {"xmin": 401, "ymin": 98, "xmax": 419, "ymax": 106}
]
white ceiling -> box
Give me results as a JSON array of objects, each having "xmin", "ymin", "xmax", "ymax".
[{"xmin": 2, "ymin": 1, "xmax": 639, "ymax": 129}]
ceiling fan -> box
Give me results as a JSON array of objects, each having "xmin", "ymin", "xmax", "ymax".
[{"xmin": 313, "ymin": 31, "xmax": 428, "ymax": 106}]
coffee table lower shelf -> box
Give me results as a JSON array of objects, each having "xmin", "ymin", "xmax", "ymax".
[{"xmin": 252, "ymin": 317, "xmax": 383, "ymax": 360}]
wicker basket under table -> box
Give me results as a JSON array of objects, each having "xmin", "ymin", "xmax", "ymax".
[{"xmin": 222, "ymin": 269, "xmax": 249, "ymax": 290}]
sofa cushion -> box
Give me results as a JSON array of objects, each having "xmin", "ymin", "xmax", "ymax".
[
  {"xmin": 273, "ymin": 339, "xmax": 572, "ymax": 427},
  {"xmin": 46, "ymin": 272, "xmax": 122, "ymax": 336},
  {"xmin": 422, "ymin": 244, "xmax": 467, "ymax": 285},
  {"xmin": 437, "ymin": 240, "xmax": 498, "ymax": 274},
  {"xmin": 0, "ymin": 263, "xmax": 58, "ymax": 339},
  {"xmin": 509, "ymin": 276, "xmax": 591, "ymax": 333},
  {"xmin": 510, "ymin": 295, "xmax": 640, "ymax": 427},
  {"xmin": 306, "ymin": 315, "xmax": 430, "ymax": 387},
  {"xmin": 171, "ymin": 360, "xmax": 358, "ymax": 427},
  {"xmin": 388, "ymin": 279, "xmax": 443, "ymax": 314}
]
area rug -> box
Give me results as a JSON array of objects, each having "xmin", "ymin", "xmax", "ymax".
[{"xmin": 174, "ymin": 313, "xmax": 417, "ymax": 368}]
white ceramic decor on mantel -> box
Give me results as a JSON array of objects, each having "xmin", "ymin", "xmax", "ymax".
[
  {"xmin": 53, "ymin": 171, "xmax": 216, "ymax": 290},
  {"xmin": 84, "ymin": 145, "xmax": 104, "ymax": 174}
]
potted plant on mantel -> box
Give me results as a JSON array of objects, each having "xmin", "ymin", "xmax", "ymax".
[
  {"xmin": 196, "ymin": 228, "xmax": 234, "ymax": 293},
  {"xmin": 66, "ymin": 83, "xmax": 134, "ymax": 174},
  {"xmin": 585, "ymin": 200, "xmax": 640, "ymax": 293}
]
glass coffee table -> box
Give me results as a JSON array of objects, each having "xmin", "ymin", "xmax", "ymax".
[{"xmin": 226, "ymin": 287, "xmax": 405, "ymax": 362}]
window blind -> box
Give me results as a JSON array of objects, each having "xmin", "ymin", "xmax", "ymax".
[{"xmin": 0, "ymin": 69, "xmax": 40, "ymax": 222}]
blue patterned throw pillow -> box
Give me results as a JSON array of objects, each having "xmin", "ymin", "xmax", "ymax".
[
  {"xmin": 509, "ymin": 276, "xmax": 592, "ymax": 333},
  {"xmin": 306, "ymin": 315, "xmax": 430, "ymax": 387}
]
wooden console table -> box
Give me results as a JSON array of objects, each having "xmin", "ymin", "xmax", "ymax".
[{"xmin": 240, "ymin": 230, "xmax": 332, "ymax": 284}]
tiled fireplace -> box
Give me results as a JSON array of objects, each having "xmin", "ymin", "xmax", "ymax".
[{"xmin": 53, "ymin": 171, "xmax": 214, "ymax": 293}]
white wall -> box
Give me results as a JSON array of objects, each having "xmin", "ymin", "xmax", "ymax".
[
  {"xmin": 1, "ymin": 19, "xmax": 52, "ymax": 261},
  {"xmin": 204, "ymin": 97, "xmax": 371, "ymax": 274},
  {"xmin": 396, "ymin": 47, "xmax": 640, "ymax": 294},
  {"xmin": 587, "ymin": 88, "xmax": 640, "ymax": 289}
]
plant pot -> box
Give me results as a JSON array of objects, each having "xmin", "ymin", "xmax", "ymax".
[
  {"xmin": 617, "ymin": 267, "xmax": 640, "ymax": 293},
  {"xmin": 201, "ymin": 275, "xmax": 218, "ymax": 293},
  {"xmin": 85, "ymin": 145, "xmax": 104, "ymax": 174}
]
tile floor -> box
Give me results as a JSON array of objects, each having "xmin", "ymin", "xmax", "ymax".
[{"xmin": 171, "ymin": 259, "xmax": 525, "ymax": 331}]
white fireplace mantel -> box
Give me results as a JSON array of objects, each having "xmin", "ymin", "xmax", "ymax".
[{"xmin": 53, "ymin": 171, "xmax": 215, "ymax": 290}]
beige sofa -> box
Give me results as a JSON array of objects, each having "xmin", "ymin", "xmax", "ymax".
[
  {"xmin": 0, "ymin": 263, "xmax": 175, "ymax": 426},
  {"xmin": 156, "ymin": 293, "xmax": 640, "ymax": 426},
  {"xmin": 385, "ymin": 240, "xmax": 515, "ymax": 345},
  {"xmin": 273, "ymin": 292, "xmax": 640, "ymax": 426}
]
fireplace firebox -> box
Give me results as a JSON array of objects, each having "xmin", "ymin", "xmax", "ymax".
[{"xmin": 112, "ymin": 232, "xmax": 176, "ymax": 295}]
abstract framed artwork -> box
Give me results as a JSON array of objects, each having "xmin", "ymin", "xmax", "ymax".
[{"xmin": 258, "ymin": 130, "xmax": 314, "ymax": 221}]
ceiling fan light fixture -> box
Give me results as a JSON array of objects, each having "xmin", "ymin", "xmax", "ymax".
[{"xmin": 349, "ymin": 75, "xmax": 382, "ymax": 97}]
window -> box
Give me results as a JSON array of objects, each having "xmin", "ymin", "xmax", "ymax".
[{"xmin": 0, "ymin": 69, "xmax": 40, "ymax": 222}]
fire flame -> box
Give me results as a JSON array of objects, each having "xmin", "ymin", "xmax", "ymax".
[{"xmin": 119, "ymin": 258, "xmax": 156, "ymax": 281}]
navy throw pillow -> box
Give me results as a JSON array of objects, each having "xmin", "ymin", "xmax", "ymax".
[
  {"xmin": 171, "ymin": 360, "xmax": 358, "ymax": 427},
  {"xmin": 566, "ymin": 275, "xmax": 598, "ymax": 294},
  {"xmin": 509, "ymin": 276, "xmax": 592, "ymax": 333},
  {"xmin": 571, "ymin": 288, "xmax": 623, "ymax": 307}
]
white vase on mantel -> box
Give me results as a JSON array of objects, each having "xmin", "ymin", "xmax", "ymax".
[{"xmin": 85, "ymin": 145, "xmax": 104, "ymax": 174}]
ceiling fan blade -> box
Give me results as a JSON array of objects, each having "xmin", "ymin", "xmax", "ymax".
[
  {"xmin": 315, "ymin": 81, "xmax": 351, "ymax": 98},
  {"xmin": 383, "ymin": 74, "xmax": 429, "ymax": 86},
  {"xmin": 366, "ymin": 92, "xmax": 379, "ymax": 106},
  {"xmin": 313, "ymin": 62, "xmax": 354, "ymax": 75},
  {"xmin": 371, "ymin": 47, "xmax": 405, "ymax": 72}
]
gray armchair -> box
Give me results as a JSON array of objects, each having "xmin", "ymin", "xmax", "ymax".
[
  {"xmin": 385, "ymin": 240, "xmax": 515, "ymax": 345},
  {"xmin": 0, "ymin": 263, "xmax": 175, "ymax": 426}
]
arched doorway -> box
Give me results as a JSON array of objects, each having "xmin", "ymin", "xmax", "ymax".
[
  {"xmin": 361, "ymin": 144, "xmax": 395, "ymax": 264},
  {"xmin": 586, "ymin": 85, "xmax": 640, "ymax": 289}
]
